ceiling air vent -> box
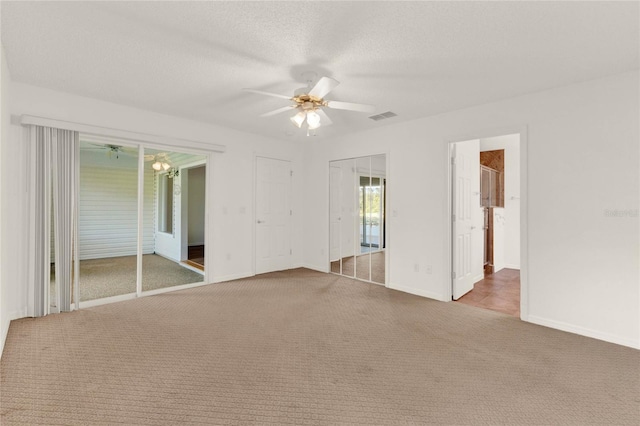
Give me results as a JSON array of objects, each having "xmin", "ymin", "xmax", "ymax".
[{"xmin": 369, "ymin": 111, "xmax": 398, "ymax": 121}]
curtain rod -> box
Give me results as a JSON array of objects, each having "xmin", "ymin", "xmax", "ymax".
[{"xmin": 19, "ymin": 114, "xmax": 226, "ymax": 153}]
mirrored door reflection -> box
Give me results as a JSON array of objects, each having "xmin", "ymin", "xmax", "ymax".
[
  {"xmin": 355, "ymin": 157, "xmax": 372, "ymax": 281},
  {"xmin": 329, "ymin": 159, "xmax": 356, "ymax": 278},
  {"xmin": 329, "ymin": 154, "xmax": 386, "ymax": 284},
  {"xmin": 141, "ymin": 148, "xmax": 206, "ymax": 292},
  {"xmin": 78, "ymin": 141, "xmax": 139, "ymax": 301}
]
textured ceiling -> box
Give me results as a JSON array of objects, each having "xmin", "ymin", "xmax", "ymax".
[{"xmin": 2, "ymin": 1, "xmax": 638, "ymax": 141}]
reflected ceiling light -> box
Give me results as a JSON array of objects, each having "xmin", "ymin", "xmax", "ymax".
[{"xmin": 152, "ymin": 160, "xmax": 171, "ymax": 171}]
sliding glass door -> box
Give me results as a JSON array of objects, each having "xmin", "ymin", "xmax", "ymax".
[
  {"xmin": 76, "ymin": 139, "xmax": 209, "ymax": 305},
  {"xmin": 78, "ymin": 141, "xmax": 139, "ymax": 301},
  {"xmin": 141, "ymin": 148, "xmax": 206, "ymax": 292}
]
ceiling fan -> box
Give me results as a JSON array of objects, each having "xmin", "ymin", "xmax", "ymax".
[
  {"xmin": 82, "ymin": 144, "xmax": 172, "ymax": 170},
  {"xmin": 144, "ymin": 152, "xmax": 172, "ymax": 171},
  {"xmin": 81, "ymin": 143, "xmax": 131, "ymax": 159},
  {"xmin": 244, "ymin": 72, "xmax": 375, "ymax": 135}
]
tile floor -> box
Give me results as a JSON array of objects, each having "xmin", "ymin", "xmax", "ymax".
[{"xmin": 456, "ymin": 268, "xmax": 520, "ymax": 317}]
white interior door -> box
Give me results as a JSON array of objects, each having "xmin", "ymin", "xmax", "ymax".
[
  {"xmin": 329, "ymin": 165, "xmax": 341, "ymax": 262},
  {"xmin": 452, "ymin": 140, "xmax": 480, "ymax": 299},
  {"xmin": 256, "ymin": 157, "xmax": 292, "ymax": 274}
]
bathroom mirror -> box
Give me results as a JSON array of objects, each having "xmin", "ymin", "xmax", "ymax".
[{"xmin": 329, "ymin": 154, "xmax": 386, "ymax": 284}]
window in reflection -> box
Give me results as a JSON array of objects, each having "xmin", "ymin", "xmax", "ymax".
[{"xmin": 330, "ymin": 155, "xmax": 386, "ymax": 284}]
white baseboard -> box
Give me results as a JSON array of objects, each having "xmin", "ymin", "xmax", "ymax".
[
  {"xmin": 212, "ymin": 272, "xmax": 254, "ymax": 283},
  {"xmin": 504, "ymin": 264, "xmax": 520, "ymax": 270},
  {"xmin": 473, "ymin": 273, "xmax": 484, "ymax": 284},
  {"xmin": 387, "ymin": 283, "xmax": 447, "ymax": 302},
  {"xmin": 300, "ymin": 263, "xmax": 329, "ymax": 273},
  {"xmin": 0, "ymin": 323, "xmax": 8, "ymax": 360},
  {"xmin": 1, "ymin": 309, "xmax": 29, "ymax": 359},
  {"xmin": 78, "ymin": 293, "xmax": 137, "ymax": 309},
  {"xmin": 527, "ymin": 315, "xmax": 639, "ymax": 350},
  {"xmin": 140, "ymin": 280, "xmax": 213, "ymax": 297}
]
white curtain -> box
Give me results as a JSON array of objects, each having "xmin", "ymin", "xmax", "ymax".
[{"xmin": 31, "ymin": 126, "xmax": 79, "ymax": 316}]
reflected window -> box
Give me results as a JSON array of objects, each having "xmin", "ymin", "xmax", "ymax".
[{"xmin": 158, "ymin": 174, "xmax": 173, "ymax": 234}]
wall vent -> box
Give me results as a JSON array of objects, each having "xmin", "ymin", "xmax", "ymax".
[{"xmin": 369, "ymin": 111, "xmax": 398, "ymax": 121}]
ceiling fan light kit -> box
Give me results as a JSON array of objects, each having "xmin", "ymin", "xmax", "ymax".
[
  {"xmin": 152, "ymin": 160, "xmax": 171, "ymax": 171},
  {"xmin": 245, "ymin": 72, "xmax": 375, "ymax": 136}
]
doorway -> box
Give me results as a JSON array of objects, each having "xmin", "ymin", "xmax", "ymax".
[
  {"xmin": 450, "ymin": 133, "xmax": 523, "ymax": 317},
  {"xmin": 182, "ymin": 164, "xmax": 206, "ymax": 271}
]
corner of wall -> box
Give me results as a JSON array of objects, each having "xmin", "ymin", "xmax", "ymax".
[{"xmin": 0, "ymin": 43, "xmax": 9, "ymax": 357}]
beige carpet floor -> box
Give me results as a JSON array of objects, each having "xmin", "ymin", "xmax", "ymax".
[
  {"xmin": 73, "ymin": 254, "xmax": 204, "ymax": 301},
  {"xmin": 2, "ymin": 268, "xmax": 638, "ymax": 425}
]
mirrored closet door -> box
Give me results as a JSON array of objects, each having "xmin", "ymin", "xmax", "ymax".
[{"xmin": 329, "ymin": 154, "xmax": 386, "ymax": 284}]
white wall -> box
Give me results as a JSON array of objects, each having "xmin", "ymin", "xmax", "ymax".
[
  {"xmin": 1, "ymin": 82, "xmax": 305, "ymax": 342},
  {"xmin": 303, "ymin": 70, "xmax": 639, "ymax": 348},
  {"xmin": 1, "ymin": 45, "xmax": 27, "ymax": 356},
  {"xmin": 79, "ymin": 149, "xmax": 155, "ymax": 259},
  {"xmin": 480, "ymin": 134, "xmax": 521, "ymax": 269},
  {"xmin": 0, "ymin": 46, "xmax": 7, "ymax": 354},
  {"xmin": 492, "ymin": 208, "xmax": 506, "ymax": 273}
]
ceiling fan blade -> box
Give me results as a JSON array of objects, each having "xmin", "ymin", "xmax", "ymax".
[
  {"xmin": 308, "ymin": 76, "xmax": 339, "ymax": 99},
  {"xmin": 316, "ymin": 109, "xmax": 333, "ymax": 126},
  {"xmin": 260, "ymin": 105, "xmax": 297, "ymax": 117},
  {"xmin": 243, "ymin": 88, "xmax": 292, "ymax": 100},
  {"xmin": 326, "ymin": 100, "xmax": 376, "ymax": 114}
]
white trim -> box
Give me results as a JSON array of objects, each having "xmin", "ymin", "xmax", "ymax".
[
  {"xmin": 387, "ymin": 283, "xmax": 448, "ymax": 302},
  {"xmin": 20, "ymin": 115, "xmax": 226, "ymax": 153},
  {"xmin": 528, "ymin": 315, "xmax": 639, "ymax": 350},
  {"xmin": 179, "ymin": 261, "xmax": 205, "ymax": 275},
  {"xmin": 136, "ymin": 145, "xmax": 144, "ymax": 296},
  {"xmin": 204, "ymin": 152, "xmax": 214, "ymax": 284},
  {"xmin": 212, "ymin": 272, "xmax": 254, "ymax": 283},
  {"xmin": 75, "ymin": 293, "xmax": 137, "ymax": 309},
  {"xmin": 140, "ymin": 280, "xmax": 212, "ymax": 297},
  {"xmin": 504, "ymin": 264, "xmax": 521, "ymax": 270},
  {"xmin": 301, "ymin": 263, "xmax": 329, "ymax": 273},
  {"xmin": 1, "ymin": 309, "xmax": 28, "ymax": 359}
]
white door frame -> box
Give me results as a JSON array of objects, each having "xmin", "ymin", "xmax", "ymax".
[{"xmin": 445, "ymin": 126, "xmax": 529, "ymax": 320}]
